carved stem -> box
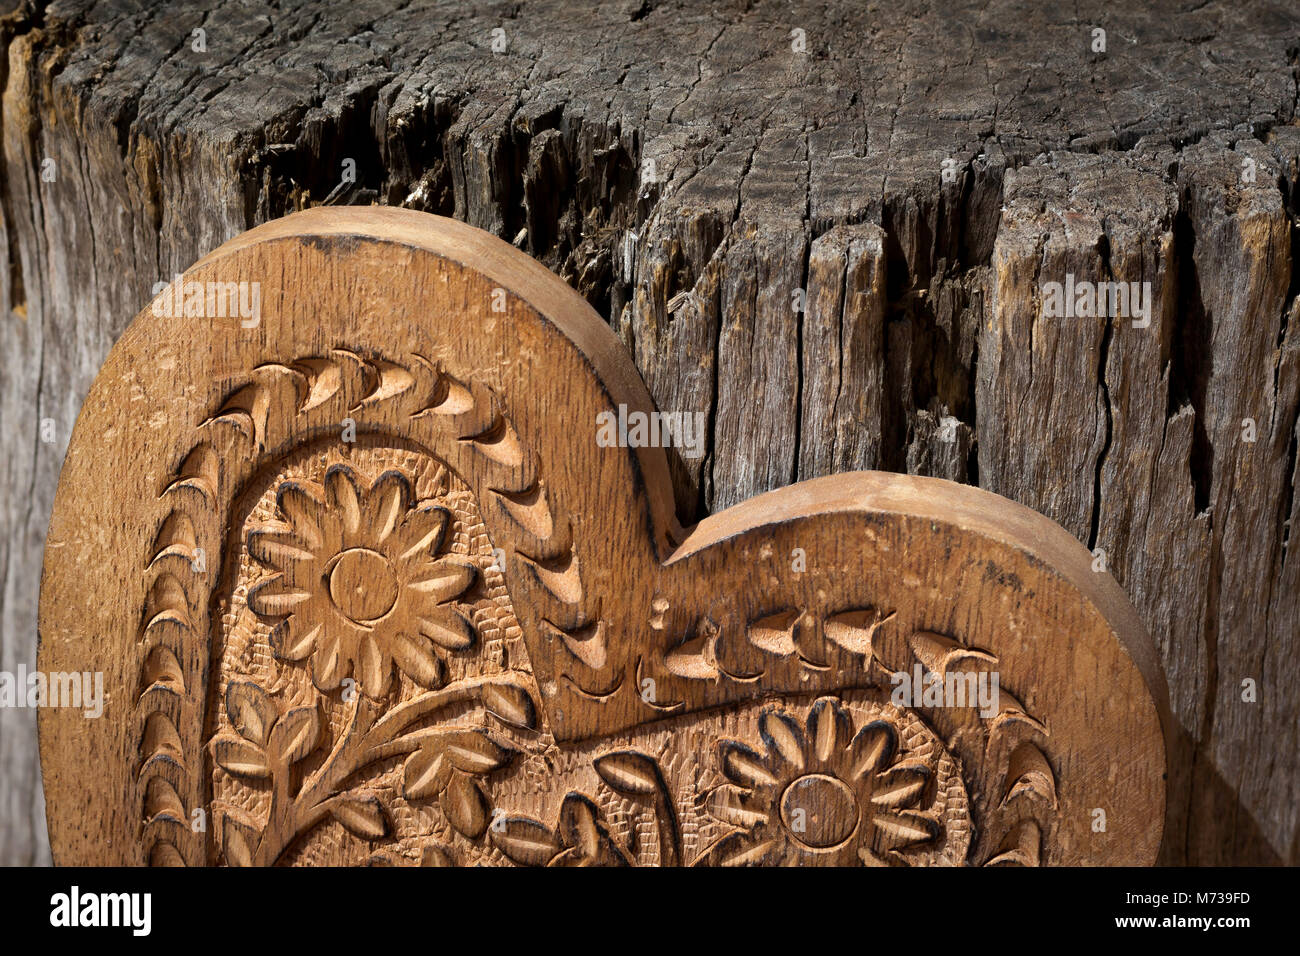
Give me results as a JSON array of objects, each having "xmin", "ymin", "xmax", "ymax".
[
  {"xmin": 252, "ymin": 675, "xmax": 523, "ymax": 865},
  {"xmin": 650, "ymin": 770, "xmax": 682, "ymax": 867}
]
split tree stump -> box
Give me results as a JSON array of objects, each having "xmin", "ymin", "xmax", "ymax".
[{"xmin": 2, "ymin": 0, "xmax": 1298, "ymax": 864}]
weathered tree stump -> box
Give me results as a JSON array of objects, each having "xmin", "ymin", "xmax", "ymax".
[{"xmin": 1, "ymin": 0, "xmax": 1298, "ymax": 865}]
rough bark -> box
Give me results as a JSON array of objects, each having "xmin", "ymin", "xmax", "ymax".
[{"xmin": 1, "ymin": 0, "xmax": 1298, "ymax": 864}]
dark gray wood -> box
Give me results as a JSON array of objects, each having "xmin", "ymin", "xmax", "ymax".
[{"xmin": 1, "ymin": 0, "xmax": 1297, "ymax": 864}]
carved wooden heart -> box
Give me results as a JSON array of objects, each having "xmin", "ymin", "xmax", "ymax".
[{"xmin": 38, "ymin": 208, "xmax": 1169, "ymax": 866}]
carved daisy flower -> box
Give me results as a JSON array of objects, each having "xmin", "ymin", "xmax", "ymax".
[
  {"xmin": 246, "ymin": 464, "xmax": 478, "ymax": 698},
  {"xmin": 698, "ymin": 697, "xmax": 940, "ymax": 866}
]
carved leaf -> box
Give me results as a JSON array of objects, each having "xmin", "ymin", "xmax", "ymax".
[
  {"xmin": 221, "ymin": 812, "xmax": 260, "ymax": 867},
  {"xmin": 552, "ymin": 793, "xmax": 634, "ymax": 866},
  {"xmin": 403, "ymin": 747, "xmax": 453, "ymax": 800},
  {"xmin": 492, "ymin": 483, "xmax": 555, "ymax": 539},
  {"xmin": 551, "ymin": 620, "xmax": 608, "ymax": 670},
  {"xmin": 423, "ymin": 372, "xmax": 475, "ymax": 416},
  {"xmin": 141, "ymin": 645, "xmax": 185, "ymax": 695},
  {"xmin": 1001, "ymin": 742, "xmax": 1058, "ymax": 809},
  {"xmin": 268, "ymin": 705, "xmax": 321, "ymax": 766},
  {"xmin": 441, "ymin": 774, "xmax": 490, "ymax": 839},
  {"xmin": 141, "ymin": 712, "xmax": 183, "ymax": 764},
  {"xmin": 143, "ymin": 776, "xmax": 186, "ymax": 825},
  {"xmin": 908, "ymin": 630, "xmax": 997, "ymax": 675},
  {"xmin": 663, "ymin": 619, "xmax": 720, "ymax": 679},
  {"xmin": 985, "ymin": 820, "xmax": 1041, "ymax": 867},
  {"xmin": 212, "ymin": 736, "xmax": 270, "ymax": 779},
  {"xmin": 330, "ymin": 794, "xmax": 389, "ymax": 841},
  {"xmin": 151, "ymin": 510, "xmax": 197, "ymax": 561},
  {"xmin": 394, "ymin": 505, "xmax": 450, "ymax": 561},
  {"xmin": 593, "ymin": 750, "xmax": 661, "ymax": 797},
  {"xmin": 293, "ymin": 356, "xmax": 343, "ymax": 412},
  {"xmin": 482, "ymin": 682, "xmax": 538, "ymax": 730},
  {"xmin": 746, "ymin": 609, "xmax": 800, "ymax": 657},
  {"xmin": 491, "ymin": 817, "xmax": 561, "ymax": 867},
  {"xmin": 225, "ymin": 681, "xmax": 275, "ymax": 746},
  {"xmin": 558, "ymin": 793, "xmax": 602, "ymax": 857},
  {"xmin": 164, "ymin": 443, "xmax": 218, "ymax": 500},
  {"xmin": 824, "ymin": 608, "xmax": 893, "ymax": 656},
  {"xmin": 444, "ymin": 731, "xmax": 513, "ymax": 774},
  {"xmin": 990, "ymin": 689, "xmax": 1050, "ymax": 737},
  {"xmin": 692, "ymin": 829, "xmax": 778, "ymax": 867},
  {"xmin": 149, "ymin": 844, "xmax": 186, "ymax": 867},
  {"xmin": 421, "ymin": 845, "xmax": 456, "ymax": 867}
]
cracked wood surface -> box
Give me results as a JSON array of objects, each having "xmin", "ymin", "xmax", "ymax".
[{"xmin": 1, "ymin": 0, "xmax": 1298, "ymax": 864}]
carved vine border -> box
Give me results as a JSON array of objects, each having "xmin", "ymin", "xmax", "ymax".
[
  {"xmin": 134, "ymin": 348, "xmax": 587, "ymax": 866},
  {"xmin": 655, "ymin": 609, "xmax": 1059, "ymax": 865},
  {"xmin": 483, "ymin": 680, "xmax": 1054, "ymax": 867}
]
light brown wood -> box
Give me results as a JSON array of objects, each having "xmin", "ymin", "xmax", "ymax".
[{"xmin": 38, "ymin": 207, "xmax": 1168, "ymax": 866}]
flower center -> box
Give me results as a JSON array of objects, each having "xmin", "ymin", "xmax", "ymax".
[
  {"xmin": 328, "ymin": 548, "xmax": 399, "ymax": 622},
  {"xmin": 780, "ymin": 773, "xmax": 858, "ymax": 849}
]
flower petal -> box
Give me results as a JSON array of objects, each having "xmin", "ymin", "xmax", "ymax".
[
  {"xmin": 418, "ymin": 606, "xmax": 476, "ymax": 651},
  {"xmin": 357, "ymin": 635, "xmax": 391, "ymax": 697},
  {"xmin": 872, "ymin": 810, "xmax": 939, "ymax": 851},
  {"xmin": 718, "ymin": 740, "xmax": 778, "ymax": 789},
  {"xmin": 246, "ymin": 525, "xmax": 316, "ymax": 575},
  {"xmin": 408, "ymin": 557, "xmax": 477, "ymax": 603},
  {"xmin": 390, "ymin": 632, "xmax": 445, "ymax": 688},
  {"xmin": 391, "ymin": 505, "xmax": 449, "ymax": 561},
  {"xmin": 758, "ymin": 709, "xmax": 806, "ymax": 772},
  {"xmin": 847, "ymin": 720, "xmax": 898, "ymax": 780},
  {"xmin": 871, "ymin": 762, "xmax": 932, "ymax": 809},
  {"xmin": 269, "ymin": 617, "xmax": 319, "ymax": 662},
  {"xmin": 693, "ymin": 830, "xmax": 779, "ymax": 868},
  {"xmin": 246, "ymin": 574, "xmax": 312, "ymax": 617},
  {"xmin": 311, "ymin": 631, "xmax": 346, "ymax": 690},
  {"xmin": 807, "ymin": 697, "xmax": 854, "ymax": 764},
  {"xmin": 365, "ymin": 470, "xmax": 413, "ymax": 543},
  {"xmin": 324, "ymin": 465, "xmax": 363, "ymax": 537},
  {"xmin": 706, "ymin": 784, "xmax": 769, "ymax": 830},
  {"xmin": 276, "ymin": 481, "xmax": 327, "ymax": 549}
]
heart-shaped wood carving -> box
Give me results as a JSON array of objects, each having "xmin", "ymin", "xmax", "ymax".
[{"xmin": 38, "ymin": 207, "xmax": 1168, "ymax": 866}]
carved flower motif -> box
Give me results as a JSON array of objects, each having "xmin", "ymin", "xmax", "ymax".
[
  {"xmin": 246, "ymin": 464, "xmax": 478, "ymax": 697},
  {"xmin": 698, "ymin": 697, "xmax": 941, "ymax": 866}
]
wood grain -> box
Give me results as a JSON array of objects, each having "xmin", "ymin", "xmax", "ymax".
[{"xmin": 38, "ymin": 207, "xmax": 1167, "ymax": 866}]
